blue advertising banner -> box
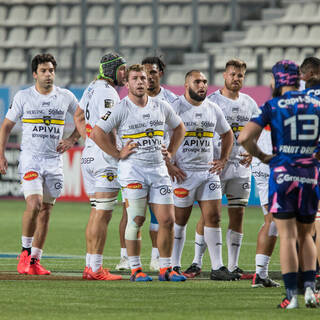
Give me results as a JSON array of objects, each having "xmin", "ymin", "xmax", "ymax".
[{"xmin": 0, "ymin": 87, "xmax": 10, "ymax": 123}]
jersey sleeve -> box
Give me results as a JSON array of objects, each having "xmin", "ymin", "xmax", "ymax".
[
  {"xmin": 5, "ymin": 91, "xmax": 23, "ymax": 123},
  {"xmin": 67, "ymin": 90, "xmax": 79, "ymax": 115},
  {"xmin": 250, "ymin": 102, "xmax": 271, "ymax": 128},
  {"xmin": 96, "ymin": 103, "xmax": 123, "ymax": 133},
  {"xmin": 95, "ymin": 86, "xmax": 120, "ymax": 117},
  {"xmin": 212, "ymin": 103, "xmax": 231, "ymax": 135},
  {"xmin": 163, "ymin": 101, "xmax": 181, "ymax": 129}
]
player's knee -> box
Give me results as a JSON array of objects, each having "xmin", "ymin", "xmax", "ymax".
[
  {"xmin": 26, "ymin": 198, "xmax": 42, "ymax": 214},
  {"xmin": 206, "ymin": 214, "xmax": 221, "ymax": 226},
  {"xmin": 134, "ymin": 215, "xmax": 145, "ymax": 227},
  {"xmin": 268, "ymin": 221, "xmax": 278, "ymax": 237},
  {"xmin": 160, "ymin": 215, "xmax": 174, "ymax": 229},
  {"xmin": 95, "ymin": 197, "xmax": 117, "ymax": 211}
]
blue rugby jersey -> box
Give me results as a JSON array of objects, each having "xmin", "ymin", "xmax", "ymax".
[{"xmin": 251, "ymin": 90, "xmax": 320, "ymax": 167}]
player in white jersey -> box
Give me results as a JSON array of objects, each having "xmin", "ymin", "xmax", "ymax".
[
  {"xmin": 0, "ymin": 54, "xmax": 80, "ymax": 275},
  {"xmin": 184, "ymin": 59, "xmax": 259, "ymax": 279},
  {"xmin": 90, "ymin": 64, "xmax": 186, "ymax": 282},
  {"xmin": 167, "ymin": 70, "xmax": 236, "ymax": 280},
  {"xmin": 251, "ymin": 126, "xmax": 280, "ymax": 288},
  {"xmin": 116, "ymin": 56, "xmax": 178, "ymax": 272},
  {"xmin": 73, "ymin": 52, "xmax": 126, "ymax": 281}
]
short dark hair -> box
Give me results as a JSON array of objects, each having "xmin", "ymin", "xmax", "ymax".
[
  {"xmin": 141, "ymin": 56, "xmax": 166, "ymax": 73},
  {"xmin": 225, "ymin": 59, "xmax": 247, "ymax": 71},
  {"xmin": 31, "ymin": 53, "xmax": 57, "ymax": 73},
  {"xmin": 125, "ymin": 64, "xmax": 145, "ymax": 81},
  {"xmin": 300, "ymin": 56, "xmax": 320, "ymax": 74},
  {"xmin": 185, "ymin": 69, "xmax": 202, "ymax": 81}
]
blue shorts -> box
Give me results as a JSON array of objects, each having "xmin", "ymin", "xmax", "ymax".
[{"xmin": 268, "ymin": 164, "xmax": 319, "ymax": 223}]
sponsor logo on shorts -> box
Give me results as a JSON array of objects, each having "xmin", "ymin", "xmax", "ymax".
[
  {"xmin": 173, "ymin": 188, "xmax": 189, "ymax": 198},
  {"xmin": 81, "ymin": 157, "xmax": 94, "ymax": 164},
  {"xmin": 126, "ymin": 183, "xmax": 143, "ymax": 189},
  {"xmin": 242, "ymin": 182, "xmax": 250, "ymax": 190},
  {"xmin": 209, "ymin": 183, "xmax": 221, "ymax": 191},
  {"xmin": 102, "ymin": 172, "xmax": 117, "ymax": 182},
  {"xmin": 85, "ymin": 124, "xmax": 92, "ymax": 137},
  {"xmin": 55, "ymin": 182, "xmax": 62, "ymax": 189},
  {"xmin": 276, "ymin": 173, "xmax": 317, "ymax": 185},
  {"xmin": 159, "ymin": 186, "xmax": 172, "ymax": 195},
  {"xmin": 23, "ymin": 171, "xmax": 39, "ymax": 181}
]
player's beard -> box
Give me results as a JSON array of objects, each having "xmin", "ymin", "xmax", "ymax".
[
  {"xmin": 189, "ymin": 87, "xmax": 206, "ymax": 102},
  {"xmin": 225, "ymin": 80, "xmax": 242, "ymax": 92}
]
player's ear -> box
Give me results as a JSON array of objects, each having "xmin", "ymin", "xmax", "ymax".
[{"xmin": 159, "ymin": 70, "xmax": 164, "ymax": 78}]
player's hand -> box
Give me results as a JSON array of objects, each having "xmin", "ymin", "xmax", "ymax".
[
  {"xmin": 56, "ymin": 138, "xmax": 75, "ymax": 153},
  {"xmin": 166, "ymin": 162, "xmax": 186, "ymax": 183},
  {"xmin": 260, "ymin": 154, "xmax": 274, "ymax": 164},
  {"xmin": 119, "ymin": 140, "xmax": 138, "ymax": 159},
  {"xmin": 209, "ymin": 158, "xmax": 227, "ymax": 174},
  {"xmin": 239, "ymin": 152, "xmax": 252, "ymax": 168},
  {"xmin": 0, "ymin": 155, "xmax": 8, "ymax": 175}
]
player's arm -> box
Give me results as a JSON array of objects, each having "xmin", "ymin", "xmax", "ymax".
[
  {"xmin": 57, "ymin": 126, "xmax": 81, "ymax": 154},
  {"xmin": 209, "ymin": 128, "xmax": 233, "ymax": 174},
  {"xmin": 73, "ymin": 106, "xmax": 86, "ymax": 140},
  {"xmin": 238, "ymin": 122, "xmax": 273, "ymax": 164},
  {"xmin": 0, "ymin": 118, "xmax": 15, "ymax": 174},
  {"xmin": 90, "ymin": 125, "xmax": 136, "ymax": 160}
]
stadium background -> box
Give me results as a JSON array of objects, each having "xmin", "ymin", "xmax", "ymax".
[{"xmin": 0, "ymin": 0, "xmax": 318, "ymax": 204}]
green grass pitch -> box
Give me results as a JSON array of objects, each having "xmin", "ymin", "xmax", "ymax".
[{"xmin": 0, "ymin": 200, "xmax": 319, "ymax": 319}]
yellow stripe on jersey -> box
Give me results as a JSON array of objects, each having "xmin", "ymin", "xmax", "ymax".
[
  {"xmin": 185, "ymin": 131, "xmax": 214, "ymax": 138},
  {"xmin": 122, "ymin": 130, "xmax": 164, "ymax": 139},
  {"xmin": 22, "ymin": 118, "xmax": 65, "ymax": 125}
]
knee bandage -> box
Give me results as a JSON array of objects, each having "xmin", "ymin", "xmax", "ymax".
[
  {"xmin": 268, "ymin": 221, "xmax": 278, "ymax": 237},
  {"xmin": 90, "ymin": 198, "xmax": 96, "ymax": 208},
  {"xmin": 125, "ymin": 198, "xmax": 147, "ymax": 240},
  {"xmin": 227, "ymin": 197, "xmax": 248, "ymax": 208},
  {"xmin": 150, "ymin": 222, "xmax": 159, "ymax": 232},
  {"xmin": 95, "ymin": 196, "xmax": 118, "ymax": 211}
]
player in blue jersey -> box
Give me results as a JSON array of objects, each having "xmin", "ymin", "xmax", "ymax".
[{"xmin": 238, "ymin": 60, "xmax": 320, "ymax": 309}]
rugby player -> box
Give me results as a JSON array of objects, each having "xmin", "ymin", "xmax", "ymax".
[
  {"xmin": 74, "ymin": 52, "xmax": 126, "ymax": 280},
  {"xmin": 0, "ymin": 53, "xmax": 80, "ymax": 275},
  {"xmin": 90, "ymin": 64, "xmax": 186, "ymax": 282},
  {"xmin": 239, "ymin": 60, "xmax": 320, "ymax": 309}
]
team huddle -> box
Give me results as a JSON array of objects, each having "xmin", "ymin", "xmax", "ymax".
[{"xmin": 0, "ymin": 52, "xmax": 320, "ymax": 309}]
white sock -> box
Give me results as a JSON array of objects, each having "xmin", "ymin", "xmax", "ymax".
[
  {"xmin": 128, "ymin": 256, "xmax": 141, "ymax": 270},
  {"xmin": 159, "ymin": 257, "xmax": 171, "ymax": 269},
  {"xmin": 204, "ymin": 226, "xmax": 223, "ymax": 270},
  {"xmin": 226, "ymin": 229, "xmax": 243, "ymax": 272},
  {"xmin": 171, "ymin": 223, "xmax": 186, "ymax": 267},
  {"xmin": 90, "ymin": 254, "xmax": 103, "ymax": 272},
  {"xmin": 151, "ymin": 247, "xmax": 159, "ymax": 259},
  {"xmin": 256, "ymin": 254, "xmax": 270, "ymax": 279},
  {"xmin": 21, "ymin": 236, "xmax": 33, "ymax": 248},
  {"xmin": 31, "ymin": 247, "xmax": 42, "ymax": 260},
  {"xmin": 192, "ymin": 232, "xmax": 207, "ymax": 267},
  {"xmin": 86, "ymin": 253, "xmax": 91, "ymax": 267},
  {"xmin": 121, "ymin": 248, "xmax": 128, "ymax": 258}
]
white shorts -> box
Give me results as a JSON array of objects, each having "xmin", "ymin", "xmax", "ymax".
[
  {"xmin": 81, "ymin": 145, "xmax": 120, "ymax": 196},
  {"xmin": 118, "ymin": 162, "xmax": 173, "ymax": 205},
  {"xmin": 221, "ymin": 176, "xmax": 251, "ymax": 204},
  {"xmin": 252, "ymin": 162, "xmax": 270, "ymax": 209},
  {"xmin": 18, "ymin": 153, "xmax": 63, "ymax": 204},
  {"xmin": 172, "ymin": 170, "xmax": 221, "ymax": 207}
]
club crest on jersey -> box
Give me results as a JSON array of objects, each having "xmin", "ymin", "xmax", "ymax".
[
  {"xmin": 104, "ymin": 99, "xmax": 114, "ymax": 108},
  {"xmin": 102, "ymin": 172, "xmax": 117, "ymax": 182},
  {"xmin": 23, "ymin": 171, "xmax": 39, "ymax": 181},
  {"xmin": 196, "ymin": 128, "xmax": 204, "ymax": 139},
  {"xmin": 146, "ymin": 128, "xmax": 154, "ymax": 138},
  {"xmin": 43, "ymin": 116, "xmax": 51, "ymax": 126}
]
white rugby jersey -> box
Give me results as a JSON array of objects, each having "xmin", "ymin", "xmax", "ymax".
[
  {"xmin": 208, "ymin": 90, "xmax": 259, "ymax": 163},
  {"xmin": 172, "ymin": 95, "xmax": 230, "ymax": 171},
  {"xmin": 252, "ymin": 126, "xmax": 272, "ymax": 165},
  {"xmin": 96, "ymin": 96, "xmax": 181, "ymax": 166},
  {"xmin": 79, "ymin": 79, "xmax": 120, "ymax": 148},
  {"xmin": 156, "ymin": 86, "xmax": 178, "ymax": 104},
  {"xmin": 6, "ymin": 85, "xmax": 78, "ymax": 158}
]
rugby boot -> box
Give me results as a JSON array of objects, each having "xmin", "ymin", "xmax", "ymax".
[
  {"xmin": 27, "ymin": 259, "xmax": 51, "ymax": 275},
  {"xmin": 88, "ymin": 266, "xmax": 122, "ymax": 280},
  {"xmin": 17, "ymin": 250, "xmax": 31, "ymax": 274},
  {"xmin": 130, "ymin": 268, "xmax": 152, "ymax": 282},
  {"xmin": 158, "ymin": 267, "xmax": 186, "ymax": 282}
]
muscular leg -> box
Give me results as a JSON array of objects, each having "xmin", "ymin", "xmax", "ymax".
[
  {"xmin": 191, "ymin": 215, "xmax": 207, "ymax": 267},
  {"xmin": 119, "ymin": 203, "xmax": 127, "ymax": 249},
  {"xmin": 22, "ymin": 194, "xmax": 43, "ymax": 238}
]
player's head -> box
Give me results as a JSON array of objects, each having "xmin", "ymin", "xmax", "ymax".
[
  {"xmin": 125, "ymin": 64, "xmax": 147, "ymax": 98},
  {"xmin": 300, "ymin": 57, "xmax": 320, "ymax": 88},
  {"xmin": 223, "ymin": 59, "xmax": 246, "ymax": 92},
  {"xmin": 271, "ymin": 60, "xmax": 300, "ymax": 97},
  {"xmin": 98, "ymin": 52, "xmax": 126, "ymax": 86},
  {"xmin": 141, "ymin": 56, "xmax": 165, "ymax": 96},
  {"xmin": 31, "ymin": 53, "xmax": 57, "ymax": 90},
  {"xmin": 184, "ymin": 70, "xmax": 208, "ymax": 103}
]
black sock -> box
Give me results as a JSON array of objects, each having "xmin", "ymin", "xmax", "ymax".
[
  {"xmin": 22, "ymin": 247, "xmax": 31, "ymax": 255},
  {"xmin": 30, "ymin": 257, "xmax": 37, "ymax": 265}
]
